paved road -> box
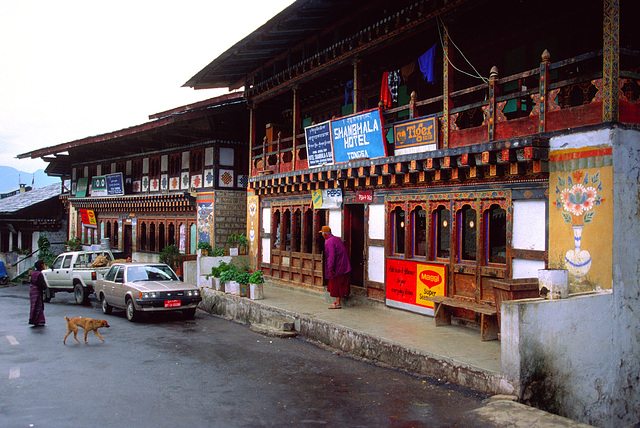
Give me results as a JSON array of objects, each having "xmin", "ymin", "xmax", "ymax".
[{"xmin": 1, "ymin": 283, "xmax": 492, "ymax": 427}]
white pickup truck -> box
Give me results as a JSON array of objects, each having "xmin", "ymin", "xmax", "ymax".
[{"xmin": 42, "ymin": 250, "xmax": 115, "ymax": 305}]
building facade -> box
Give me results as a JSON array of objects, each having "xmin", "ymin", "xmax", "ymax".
[
  {"xmin": 185, "ymin": 0, "xmax": 639, "ymax": 425},
  {"xmin": 19, "ymin": 94, "xmax": 249, "ymax": 271}
]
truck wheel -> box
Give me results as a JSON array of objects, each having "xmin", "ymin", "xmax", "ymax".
[
  {"xmin": 43, "ymin": 287, "xmax": 53, "ymax": 302},
  {"xmin": 126, "ymin": 298, "xmax": 139, "ymax": 322},
  {"xmin": 74, "ymin": 283, "xmax": 89, "ymax": 305},
  {"xmin": 0, "ymin": 277, "xmax": 7, "ymax": 285},
  {"xmin": 101, "ymin": 295, "xmax": 112, "ymax": 315}
]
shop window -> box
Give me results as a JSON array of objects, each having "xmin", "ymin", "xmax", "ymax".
[
  {"xmin": 458, "ymin": 205, "xmax": 477, "ymax": 262},
  {"xmin": 139, "ymin": 222, "xmax": 147, "ymax": 251},
  {"xmin": 158, "ymin": 223, "xmax": 165, "ymax": 250},
  {"xmin": 1, "ymin": 230, "xmax": 9, "ymax": 252},
  {"xmin": 190, "ymin": 223, "xmax": 197, "ymax": 254},
  {"xmin": 434, "ymin": 206, "xmax": 451, "ymax": 259},
  {"xmin": 102, "ymin": 162, "xmax": 111, "ymax": 175},
  {"xmin": 190, "ymin": 149, "xmax": 203, "ymax": 173},
  {"xmin": 168, "ymin": 223, "xmax": 175, "ymax": 247},
  {"xmin": 412, "ymin": 206, "xmax": 426, "ymax": 257},
  {"xmin": 282, "ymin": 209, "xmax": 291, "ymax": 251},
  {"xmin": 149, "ymin": 157, "xmax": 160, "ymax": 178},
  {"xmin": 132, "ymin": 159, "xmax": 143, "ymax": 181},
  {"xmin": 303, "ymin": 210, "xmax": 313, "ymax": 253},
  {"xmin": 20, "ymin": 231, "xmax": 32, "ymax": 252},
  {"xmin": 485, "ymin": 204, "xmax": 507, "ymax": 264},
  {"xmin": 105, "ymin": 221, "xmax": 111, "ymax": 242},
  {"xmin": 149, "ymin": 223, "xmax": 156, "ymax": 252},
  {"xmin": 292, "ymin": 209, "xmax": 301, "ymax": 253},
  {"xmin": 168, "ymin": 153, "xmax": 181, "ymax": 176},
  {"xmin": 392, "ymin": 206, "xmax": 405, "ymax": 255},
  {"xmin": 315, "ymin": 210, "xmax": 327, "ymax": 254},
  {"xmin": 113, "ymin": 222, "xmax": 119, "ymax": 247},
  {"xmin": 272, "ymin": 210, "xmax": 281, "ymax": 250}
]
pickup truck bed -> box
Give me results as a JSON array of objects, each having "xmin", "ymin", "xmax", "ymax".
[{"xmin": 42, "ymin": 250, "xmax": 114, "ymax": 304}]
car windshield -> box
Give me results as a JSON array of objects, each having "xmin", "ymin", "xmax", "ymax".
[{"xmin": 127, "ymin": 265, "xmax": 179, "ymax": 282}]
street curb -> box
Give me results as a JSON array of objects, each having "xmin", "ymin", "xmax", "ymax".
[{"xmin": 198, "ymin": 288, "xmax": 507, "ymax": 395}]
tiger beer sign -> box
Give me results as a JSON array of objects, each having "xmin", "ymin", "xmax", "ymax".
[{"xmin": 386, "ymin": 259, "xmax": 446, "ymax": 316}]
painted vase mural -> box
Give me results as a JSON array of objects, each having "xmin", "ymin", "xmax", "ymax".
[{"xmin": 555, "ymin": 170, "xmax": 602, "ymax": 281}]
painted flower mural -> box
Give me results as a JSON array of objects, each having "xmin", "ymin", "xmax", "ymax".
[{"xmin": 555, "ymin": 170, "xmax": 602, "ymax": 281}]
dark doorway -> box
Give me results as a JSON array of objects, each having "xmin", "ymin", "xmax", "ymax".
[{"xmin": 344, "ymin": 204, "xmax": 365, "ymax": 287}]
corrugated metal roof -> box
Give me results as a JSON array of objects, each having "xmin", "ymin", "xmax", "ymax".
[{"xmin": 0, "ymin": 183, "xmax": 62, "ymax": 214}]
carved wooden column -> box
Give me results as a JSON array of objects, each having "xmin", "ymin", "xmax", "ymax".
[
  {"xmin": 249, "ymin": 103, "xmax": 256, "ymax": 175},
  {"xmin": 488, "ymin": 66, "xmax": 498, "ymax": 141},
  {"xmin": 353, "ymin": 59, "xmax": 362, "ymax": 113},
  {"xmin": 538, "ymin": 50, "xmax": 550, "ymax": 133},
  {"xmin": 442, "ymin": 22, "xmax": 452, "ymax": 149},
  {"xmin": 292, "ymin": 85, "xmax": 300, "ymax": 169},
  {"xmin": 603, "ymin": 0, "xmax": 619, "ymax": 122}
]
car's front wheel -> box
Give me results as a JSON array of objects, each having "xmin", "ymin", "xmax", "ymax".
[
  {"xmin": 101, "ymin": 295, "xmax": 112, "ymax": 315},
  {"xmin": 125, "ymin": 298, "xmax": 139, "ymax": 322},
  {"xmin": 183, "ymin": 308, "xmax": 196, "ymax": 319}
]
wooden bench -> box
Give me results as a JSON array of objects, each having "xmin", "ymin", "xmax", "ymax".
[{"xmin": 430, "ymin": 296, "xmax": 499, "ymax": 341}]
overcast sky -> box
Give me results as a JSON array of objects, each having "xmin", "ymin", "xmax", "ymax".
[{"xmin": 0, "ymin": 0, "xmax": 294, "ymax": 174}]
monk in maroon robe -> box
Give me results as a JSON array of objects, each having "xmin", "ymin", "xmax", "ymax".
[{"xmin": 321, "ymin": 226, "xmax": 351, "ymax": 309}]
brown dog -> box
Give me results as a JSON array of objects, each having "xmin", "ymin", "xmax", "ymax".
[{"xmin": 63, "ymin": 316, "xmax": 110, "ymax": 344}]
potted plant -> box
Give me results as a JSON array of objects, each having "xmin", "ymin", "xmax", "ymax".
[
  {"xmin": 236, "ymin": 271, "xmax": 251, "ymax": 297},
  {"xmin": 197, "ymin": 241, "xmax": 213, "ymax": 257},
  {"xmin": 66, "ymin": 236, "xmax": 82, "ymax": 251},
  {"xmin": 205, "ymin": 261, "xmax": 229, "ymax": 291},
  {"xmin": 219, "ymin": 264, "xmax": 240, "ymax": 295},
  {"xmin": 227, "ymin": 233, "xmax": 248, "ymax": 255},
  {"xmin": 212, "ymin": 246, "xmax": 225, "ymax": 257},
  {"xmin": 248, "ymin": 270, "xmax": 264, "ymax": 300}
]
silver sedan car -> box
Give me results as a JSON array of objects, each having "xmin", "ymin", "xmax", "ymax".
[{"xmin": 95, "ymin": 263, "xmax": 201, "ymax": 322}]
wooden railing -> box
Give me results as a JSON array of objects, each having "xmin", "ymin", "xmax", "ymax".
[{"xmin": 251, "ymin": 49, "xmax": 640, "ymax": 177}]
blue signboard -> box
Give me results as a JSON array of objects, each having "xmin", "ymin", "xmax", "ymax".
[
  {"xmin": 106, "ymin": 173, "xmax": 124, "ymax": 196},
  {"xmin": 393, "ymin": 114, "xmax": 438, "ymax": 155},
  {"xmin": 304, "ymin": 121, "xmax": 333, "ymax": 167},
  {"xmin": 331, "ymin": 109, "xmax": 386, "ymax": 163}
]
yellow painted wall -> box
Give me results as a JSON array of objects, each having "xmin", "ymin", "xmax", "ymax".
[
  {"xmin": 247, "ymin": 194, "xmax": 260, "ymax": 270},
  {"xmin": 549, "ymin": 159, "xmax": 613, "ymax": 293}
]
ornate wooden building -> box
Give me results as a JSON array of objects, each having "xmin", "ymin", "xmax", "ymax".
[
  {"xmin": 18, "ymin": 93, "xmax": 249, "ymax": 265},
  {"xmin": 185, "ymin": 1, "xmax": 639, "ymax": 423},
  {"xmin": 186, "ymin": 0, "xmax": 637, "ymax": 305}
]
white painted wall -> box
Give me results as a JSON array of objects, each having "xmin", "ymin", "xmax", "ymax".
[
  {"xmin": 610, "ymin": 128, "xmax": 640, "ymax": 426},
  {"xmin": 512, "ymin": 200, "xmax": 546, "ymax": 251},
  {"xmin": 367, "ymin": 204, "xmax": 386, "ymax": 283},
  {"xmin": 328, "ymin": 209, "xmax": 342, "ymax": 237},
  {"xmin": 368, "ymin": 246, "xmax": 385, "ymax": 283},
  {"xmin": 502, "ymin": 292, "xmax": 615, "ymax": 425},
  {"xmin": 368, "ymin": 204, "xmax": 385, "ymax": 240},
  {"xmin": 262, "ymin": 208, "xmax": 271, "ymax": 233},
  {"xmin": 511, "ymin": 199, "xmax": 546, "ymax": 279}
]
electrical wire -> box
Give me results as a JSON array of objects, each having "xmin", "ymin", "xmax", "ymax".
[{"xmin": 437, "ymin": 17, "xmax": 488, "ymax": 83}]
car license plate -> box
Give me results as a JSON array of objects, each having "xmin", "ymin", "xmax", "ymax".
[{"xmin": 164, "ymin": 299, "xmax": 181, "ymax": 308}]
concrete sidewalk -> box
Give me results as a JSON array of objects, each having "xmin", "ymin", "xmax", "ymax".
[{"xmin": 199, "ymin": 281, "xmax": 591, "ymax": 426}]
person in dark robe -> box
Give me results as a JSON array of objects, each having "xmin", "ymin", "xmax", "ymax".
[
  {"xmin": 29, "ymin": 259, "xmax": 47, "ymax": 327},
  {"xmin": 321, "ymin": 226, "xmax": 351, "ymax": 309}
]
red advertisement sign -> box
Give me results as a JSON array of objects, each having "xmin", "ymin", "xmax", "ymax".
[
  {"xmin": 386, "ymin": 259, "xmax": 446, "ymax": 315},
  {"xmin": 80, "ymin": 209, "xmax": 97, "ymax": 228}
]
